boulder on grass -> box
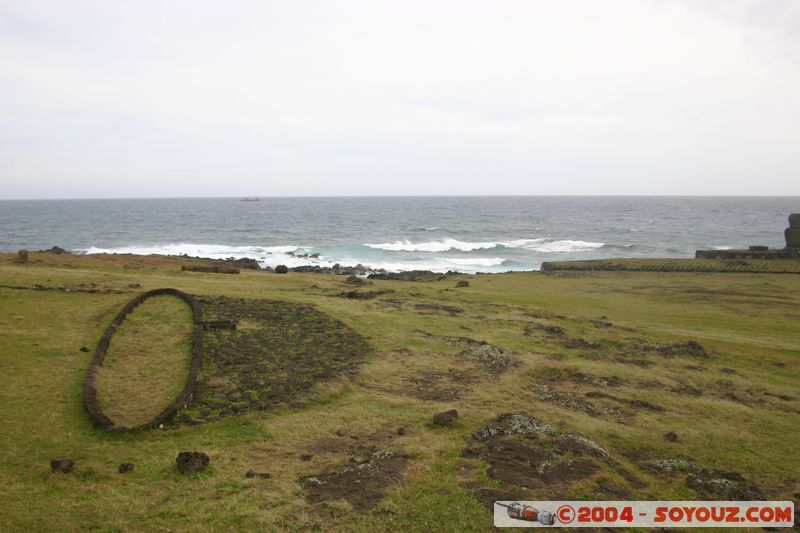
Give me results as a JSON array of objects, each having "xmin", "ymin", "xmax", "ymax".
[
  {"xmin": 176, "ymin": 451, "xmax": 209, "ymax": 474},
  {"xmin": 275, "ymin": 265, "xmax": 289, "ymax": 274},
  {"xmin": 50, "ymin": 458, "xmax": 74, "ymax": 473},
  {"xmin": 433, "ymin": 409, "xmax": 458, "ymax": 426}
]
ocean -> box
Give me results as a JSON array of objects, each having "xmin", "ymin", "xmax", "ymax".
[{"xmin": 1, "ymin": 196, "xmax": 797, "ymax": 273}]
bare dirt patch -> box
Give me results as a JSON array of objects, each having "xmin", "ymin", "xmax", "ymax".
[
  {"xmin": 301, "ymin": 450, "xmax": 409, "ymax": 511},
  {"xmin": 414, "ymin": 302, "xmax": 464, "ymax": 315},
  {"xmin": 635, "ymin": 340, "xmax": 710, "ymax": 358},
  {"xmin": 462, "ymin": 414, "xmax": 629, "ymax": 500},
  {"xmin": 407, "ymin": 369, "xmax": 477, "ymax": 401},
  {"xmin": 182, "ymin": 296, "xmax": 371, "ymax": 423}
]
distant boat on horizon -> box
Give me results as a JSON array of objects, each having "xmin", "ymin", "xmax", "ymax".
[{"xmin": 240, "ymin": 197, "xmax": 260, "ymax": 202}]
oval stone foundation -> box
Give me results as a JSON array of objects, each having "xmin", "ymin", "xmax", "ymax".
[{"xmin": 83, "ymin": 289, "xmax": 203, "ymax": 431}]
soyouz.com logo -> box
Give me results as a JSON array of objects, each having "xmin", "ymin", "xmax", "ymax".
[{"xmin": 493, "ymin": 501, "xmax": 795, "ymax": 528}]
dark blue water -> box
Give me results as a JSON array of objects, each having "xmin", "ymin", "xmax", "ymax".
[{"xmin": 0, "ymin": 197, "xmax": 797, "ymax": 272}]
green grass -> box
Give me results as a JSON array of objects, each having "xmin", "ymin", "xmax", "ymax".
[
  {"xmin": 541, "ymin": 257, "xmax": 800, "ymax": 273},
  {"xmin": 95, "ymin": 294, "xmax": 193, "ymax": 428},
  {"xmin": 0, "ymin": 252, "xmax": 798, "ymax": 531}
]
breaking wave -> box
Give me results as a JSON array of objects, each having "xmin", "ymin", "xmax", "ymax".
[
  {"xmin": 364, "ymin": 238, "xmax": 605, "ymax": 253},
  {"xmin": 76, "ymin": 243, "xmax": 511, "ymax": 274}
]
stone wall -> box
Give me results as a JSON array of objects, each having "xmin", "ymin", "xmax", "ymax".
[{"xmin": 83, "ymin": 288, "xmax": 204, "ymax": 432}]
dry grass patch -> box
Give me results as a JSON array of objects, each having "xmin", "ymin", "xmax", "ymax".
[{"xmin": 95, "ymin": 294, "xmax": 193, "ymax": 427}]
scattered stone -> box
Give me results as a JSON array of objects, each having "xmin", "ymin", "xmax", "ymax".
[
  {"xmin": 472, "ymin": 413, "xmax": 554, "ymax": 441},
  {"xmin": 293, "ymin": 263, "xmax": 374, "ymax": 276},
  {"xmin": 368, "ymin": 270, "xmax": 450, "ymax": 281},
  {"xmin": 181, "ymin": 264, "xmax": 239, "ymax": 274},
  {"xmin": 433, "ymin": 409, "xmax": 459, "ymax": 426},
  {"xmin": 748, "ymin": 245, "xmax": 769, "ymax": 251},
  {"xmin": 456, "ymin": 280, "xmax": 470, "ymax": 288},
  {"xmin": 463, "ymin": 413, "xmax": 614, "ymax": 495},
  {"xmin": 720, "ymin": 367, "xmax": 736, "ymax": 374},
  {"xmin": 118, "ymin": 463, "xmax": 134, "ymax": 474},
  {"xmin": 534, "ymin": 385, "xmax": 598, "ymax": 416},
  {"xmin": 41, "ymin": 246, "xmax": 68, "ymax": 254},
  {"xmin": 564, "ymin": 337, "xmax": 602, "ymax": 350},
  {"xmin": 640, "ymin": 340, "xmax": 709, "ymax": 358},
  {"xmin": 397, "ymin": 427, "xmax": 406, "ymax": 436},
  {"xmin": 79, "ymin": 346, "xmax": 89, "ymax": 352},
  {"xmin": 301, "ymin": 453, "xmax": 313, "ymax": 461},
  {"xmin": 274, "ymin": 265, "xmax": 289, "ymax": 274},
  {"xmin": 337, "ymin": 289, "xmax": 394, "ymax": 300},
  {"xmin": 685, "ymin": 470, "xmax": 763, "ymax": 500},
  {"xmin": 344, "ymin": 275, "xmax": 365, "ymax": 285},
  {"xmin": 641, "ymin": 457, "xmax": 697, "ymax": 475},
  {"xmin": 225, "ymin": 257, "xmax": 261, "ymax": 270},
  {"xmin": 459, "ymin": 343, "xmax": 512, "ymax": 374},
  {"xmin": 245, "ymin": 470, "xmax": 272, "ymax": 479},
  {"xmin": 176, "ymin": 451, "xmax": 209, "ymax": 474},
  {"xmin": 524, "ymin": 323, "xmax": 565, "ymax": 336},
  {"xmin": 128, "ymin": 283, "xmax": 142, "ymax": 289},
  {"xmin": 414, "ymin": 302, "xmax": 464, "ymax": 315},
  {"xmin": 50, "ymin": 458, "xmax": 74, "ymax": 473},
  {"xmin": 664, "ymin": 431, "xmax": 678, "ymax": 442}
]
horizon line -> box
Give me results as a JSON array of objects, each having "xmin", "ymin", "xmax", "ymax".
[{"xmin": 3, "ymin": 194, "xmax": 800, "ymax": 201}]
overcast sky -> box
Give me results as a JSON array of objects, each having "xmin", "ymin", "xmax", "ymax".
[{"xmin": 1, "ymin": 0, "xmax": 799, "ymax": 198}]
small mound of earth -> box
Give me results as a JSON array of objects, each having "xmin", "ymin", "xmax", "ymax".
[
  {"xmin": 524, "ymin": 323, "xmax": 565, "ymax": 336},
  {"xmin": 184, "ymin": 297, "xmax": 371, "ymax": 423},
  {"xmin": 584, "ymin": 391, "xmax": 665, "ymax": 412},
  {"xmin": 463, "ymin": 414, "xmax": 622, "ymax": 500},
  {"xmin": 414, "ymin": 302, "xmax": 464, "ymax": 315},
  {"xmin": 336, "ymin": 289, "xmax": 394, "ymax": 300},
  {"xmin": 538, "ymin": 367, "xmax": 623, "ymax": 387},
  {"xmin": 638, "ymin": 340, "xmax": 709, "ymax": 358},
  {"xmin": 563, "ymin": 337, "xmax": 603, "ymax": 350},
  {"xmin": 629, "ymin": 450, "xmax": 764, "ymax": 500},
  {"xmin": 686, "ymin": 470, "xmax": 763, "ymax": 500},
  {"xmin": 301, "ymin": 450, "xmax": 409, "ymax": 511},
  {"xmin": 459, "ymin": 343, "xmax": 513, "ymax": 374},
  {"xmin": 408, "ymin": 370, "xmax": 475, "ymax": 401},
  {"xmin": 532, "ymin": 384, "xmax": 601, "ymax": 416},
  {"xmin": 640, "ymin": 457, "xmax": 698, "ymax": 475}
]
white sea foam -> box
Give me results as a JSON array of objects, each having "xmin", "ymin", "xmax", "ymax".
[
  {"xmin": 364, "ymin": 238, "xmax": 498, "ymax": 252},
  {"xmin": 79, "ymin": 243, "xmax": 308, "ymax": 258},
  {"xmin": 711, "ymin": 245, "xmax": 733, "ymax": 250},
  {"xmin": 364, "ymin": 237, "xmax": 604, "ymax": 253},
  {"xmin": 78, "ymin": 243, "xmax": 516, "ymax": 273},
  {"xmin": 520, "ymin": 239, "xmax": 605, "ymax": 252}
]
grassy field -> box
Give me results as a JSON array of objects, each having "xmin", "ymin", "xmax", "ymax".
[
  {"xmin": 0, "ymin": 251, "xmax": 798, "ymax": 531},
  {"xmin": 541, "ymin": 257, "xmax": 800, "ymax": 273},
  {"xmin": 95, "ymin": 294, "xmax": 194, "ymax": 428}
]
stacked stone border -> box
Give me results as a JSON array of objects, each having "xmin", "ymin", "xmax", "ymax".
[{"xmin": 83, "ymin": 288, "xmax": 203, "ymax": 432}]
